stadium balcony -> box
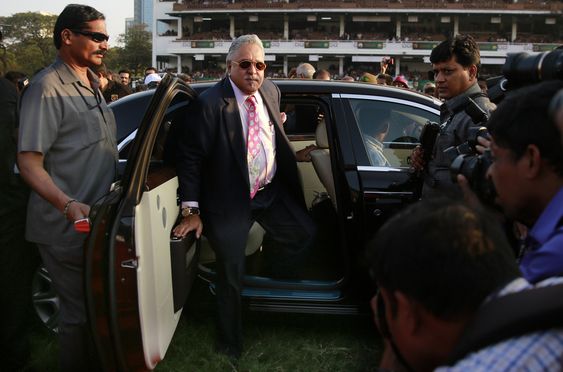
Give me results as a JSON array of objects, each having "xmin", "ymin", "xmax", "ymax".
[
  {"xmin": 171, "ymin": 30, "xmax": 557, "ymax": 45},
  {"xmin": 173, "ymin": 0, "xmax": 562, "ymax": 11}
]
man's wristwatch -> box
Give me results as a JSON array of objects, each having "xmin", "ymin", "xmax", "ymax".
[{"xmin": 181, "ymin": 207, "xmax": 200, "ymax": 217}]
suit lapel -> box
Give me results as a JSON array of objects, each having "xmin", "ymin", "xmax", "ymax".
[
  {"xmin": 259, "ymin": 83, "xmax": 281, "ymax": 130},
  {"xmin": 259, "ymin": 82, "xmax": 291, "ymax": 149},
  {"xmin": 221, "ymin": 78, "xmax": 249, "ymax": 187}
]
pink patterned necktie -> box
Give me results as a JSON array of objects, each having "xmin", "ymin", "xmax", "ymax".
[{"xmin": 245, "ymin": 95, "xmax": 261, "ymax": 198}]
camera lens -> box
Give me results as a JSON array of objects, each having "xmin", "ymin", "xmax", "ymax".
[
  {"xmin": 450, "ymin": 151, "xmax": 496, "ymax": 206},
  {"xmin": 503, "ymin": 50, "xmax": 563, "ymax": 87},
  {"xmin": 541, "ymin": 49, "xmax": 563, "ymax": 81}
]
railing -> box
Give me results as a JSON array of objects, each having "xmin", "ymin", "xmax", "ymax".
[
  {"xmin": 170, "ymin": 36, "xmax": 562, "ymax": 47},
  {"xmin": 172, "ymin": 0, "xmax": 562, "ymax": 12},
  {"xmin": 157, "ymin": 38, "xmax": 559, "ymax": 56}
]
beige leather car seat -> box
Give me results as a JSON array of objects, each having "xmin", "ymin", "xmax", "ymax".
[
  {"xmin": 198, "ymin": 222, "xmax": 266, "ymax": 264},
  {"xmin": 310, "ymin": 119, "xmax": 337, "ymax": 209}
]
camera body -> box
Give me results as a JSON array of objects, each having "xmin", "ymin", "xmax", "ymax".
[
  {"xmin": 447, "ymin": 105, "xmax": 496, "ymax": 205},
  {"xmin": 444, "ymin": 126, "xmax": 489, "ymax": 164},
  {"xmin": 444, "ymin": 117, "xmax": 496, "ymax": 205},
  {"xmin": 419, "ymin": 120, "xmax": 441, "ymax": 166},
  {"xmin": 450, "ymin": 148, "xmax": 495, "ymax": 204}
]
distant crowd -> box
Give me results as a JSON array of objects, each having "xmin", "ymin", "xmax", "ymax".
[{"xmin": 4, "ymin": 59, "xmax": 486, "ymax": 106}]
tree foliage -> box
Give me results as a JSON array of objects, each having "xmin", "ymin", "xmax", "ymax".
[
  {"xmin": 0, "ymin": 12, "xmax": 57, "ymax": 76},
  {"xmin": 1, "ymin": 13, "xmax": 152, "ymax": 79},
  {"xmin": 114, "ymin": 23, "xmax": 152, "ymax": 77}
]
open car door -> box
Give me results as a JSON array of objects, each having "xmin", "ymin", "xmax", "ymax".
[{"xmin": 85, "ymin": 75, "xmax": 199, "ymax": 371}]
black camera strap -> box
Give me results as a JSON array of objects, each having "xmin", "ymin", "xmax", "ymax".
[
  {"xmin": 450, "ymin": 92, "xmax": 488, "ymax": 116},
  {"xmin": 440, "ymin": 92, "xmax": 488, "ymax": 129},
  {"xmin": 446, "ymin": 283, "xmax": 563, "ymax": 365}
]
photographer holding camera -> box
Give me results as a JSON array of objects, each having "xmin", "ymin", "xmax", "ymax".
[
  {"xmin": 411, "ymin": 34, "xmax": 495, "ymax": 198},
  {"xmin": 463, "ymin": 80, "xmax": 563, "ymax": 284},
  {"xmin": 368, "ymin": 197, "xmax": 563, "ymax": 372}
]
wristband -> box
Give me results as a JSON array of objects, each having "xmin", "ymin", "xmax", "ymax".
[{"xmin": 63, "ymin": 199, "xmax": 77, "ymax": 217}]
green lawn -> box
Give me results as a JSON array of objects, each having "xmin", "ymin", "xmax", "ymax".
[
  {"xmin": 158, "ymin": 305, "xmax": 382, "ymax": 371},
  {"xmin": 29, "ymin": 285, "xmax": 381, "ymax": 371}
]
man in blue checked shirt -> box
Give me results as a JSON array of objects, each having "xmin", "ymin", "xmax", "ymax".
[{"xmin": 367, "ymin": 197, "xmax": 563, "ymax": 372}]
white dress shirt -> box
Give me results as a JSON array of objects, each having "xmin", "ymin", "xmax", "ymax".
[{"xmin": 182, "ymin": 79, "xmax": 277, "ymax": 208}]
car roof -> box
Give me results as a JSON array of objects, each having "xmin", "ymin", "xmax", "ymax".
[
  {"xmin": 110, "ymin": 78, "xmax": 441, "ymax": 141},
  {"xmin": 115, "ymin": 79, "xmax": 440, "ymax": 107},
  {"xmin": 189, "ymin": 79, "xmax": 441, "ymax": 108}
]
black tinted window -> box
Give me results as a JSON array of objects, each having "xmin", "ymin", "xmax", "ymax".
[{"xmin": 350, "ymin": 98, "xmax": 438, "ymax": 167}]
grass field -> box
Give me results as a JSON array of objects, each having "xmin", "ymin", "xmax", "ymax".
[{"xmin": 28, "ymin": 283, "xmax": 381, "ymax": 371}]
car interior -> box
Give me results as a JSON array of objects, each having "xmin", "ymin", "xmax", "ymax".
[
  {"xmin": 133, "ymin": 94, "xmax": 346, "ymax": 289},
  {"xmin": 351, "ymin": 99, "xmax": 429, "ymax": 168},
  {"xmin": 200, "ymin": 97, "xmax": 345, "ymax": 283}
]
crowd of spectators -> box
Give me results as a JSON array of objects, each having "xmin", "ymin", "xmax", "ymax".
[
  {"xmin": 180, "ymin": 29, "xmax": 231, "ymax": 40},
  {"xmin": 173, "ymin": 65, "xmax": 439, "ymax": 93},
  {"xmin": 171, "ymin": 28, "xmax": 555, "ymax": 44}
]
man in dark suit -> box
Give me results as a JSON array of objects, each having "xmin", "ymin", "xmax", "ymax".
[{"xmin": 173, "ymin": 34, "xmax": 315, "ymax": 359}]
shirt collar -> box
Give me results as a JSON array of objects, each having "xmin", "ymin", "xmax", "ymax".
[
  {"xmin": 529, "ymin": 186, "xmax": 563, "ymax": 245},
  {"xmin": 53, "ymin": 56, "xmax": 100, "ymax": 92},
  {"xmin": 442, "ymin": 83, "xmax": 482, "ymax": 117}
]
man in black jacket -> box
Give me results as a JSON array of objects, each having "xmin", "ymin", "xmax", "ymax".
[
  {"xmin": 411, "ymin": 34, "xmax": 495, "ymax": 198},
  {"xmin": 173, "ymin": 34, "xmax": 315, "ymax": 359},
  {"xmin": 0, "ymin": 73, "xmax": 39, "ymax": 371}
]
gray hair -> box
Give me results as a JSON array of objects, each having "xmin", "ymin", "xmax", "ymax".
[
  {"xmin": 296, "ymin": 63, "xmax": 316, "ymax": 79},
  {"xmin": 226, "ymin": 34, "xmax": 264, "ymax": 63}
]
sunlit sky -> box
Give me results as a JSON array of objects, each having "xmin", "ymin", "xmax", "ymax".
[{"xmin": 1, "ymin": 1, "xmax": 134, "ymax": 45}]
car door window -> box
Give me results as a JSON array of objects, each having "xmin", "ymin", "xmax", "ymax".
[
  {"xmin": 349, "ymin": 98, "xmax": 438, "ymax": 168},
  {"xmin": 146, "ymin": 98, "xmax": 190, "ymax": 189},
  {"xmin": 280, "ymin": 100, "xmax": 323, "ymax": 140},
  {"xmin": 280, "ymin": 97, "xmax": 329, "ymax": 207}
]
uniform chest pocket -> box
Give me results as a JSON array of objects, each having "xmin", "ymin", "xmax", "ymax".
[{"xmin": 80, "ymin": 112, "xmax": 107, "ymax": 148}]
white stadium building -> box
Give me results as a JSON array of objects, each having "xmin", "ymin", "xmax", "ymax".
[{"xmin": 150, "ymin": 0, "xmax": 562, "ymax": 84}]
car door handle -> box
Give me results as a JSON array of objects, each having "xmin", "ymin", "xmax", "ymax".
[
  {"xmin": 364, "ymin": 191, "xmax": 414, "ymax": 197},
  {"xmin": 121, "ymin": 258, "xmax": 138, "ymax": 269}
]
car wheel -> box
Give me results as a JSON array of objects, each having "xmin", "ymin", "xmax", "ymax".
[{"xmin": 32, "ymin": 264, "xmax": 60, "ymax": 333}]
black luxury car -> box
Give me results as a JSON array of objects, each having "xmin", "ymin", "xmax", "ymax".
[{"xmin": 33, "ymin": 75, "xmax": 441, "ymax": 370}]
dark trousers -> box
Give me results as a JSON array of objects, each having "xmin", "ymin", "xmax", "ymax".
[
  {"xmin": 206, "ymin": 180, "xmax": 316, "ymax": 355},
  {"xmin": 0, "ymin": 203, "xmax": 39, "ymax": 371},
  {"xmin": 37, "ymin": 242, "xmax": 98, "ymax": 372}
]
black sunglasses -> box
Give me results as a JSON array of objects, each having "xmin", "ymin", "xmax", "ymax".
[
  {"xmin": 232, "ymin": 60, "xmax": 267, "ymax": 71},
  {"xmin": 70, "ymin": 29, "xmax": 109, "ymax": 43}
]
